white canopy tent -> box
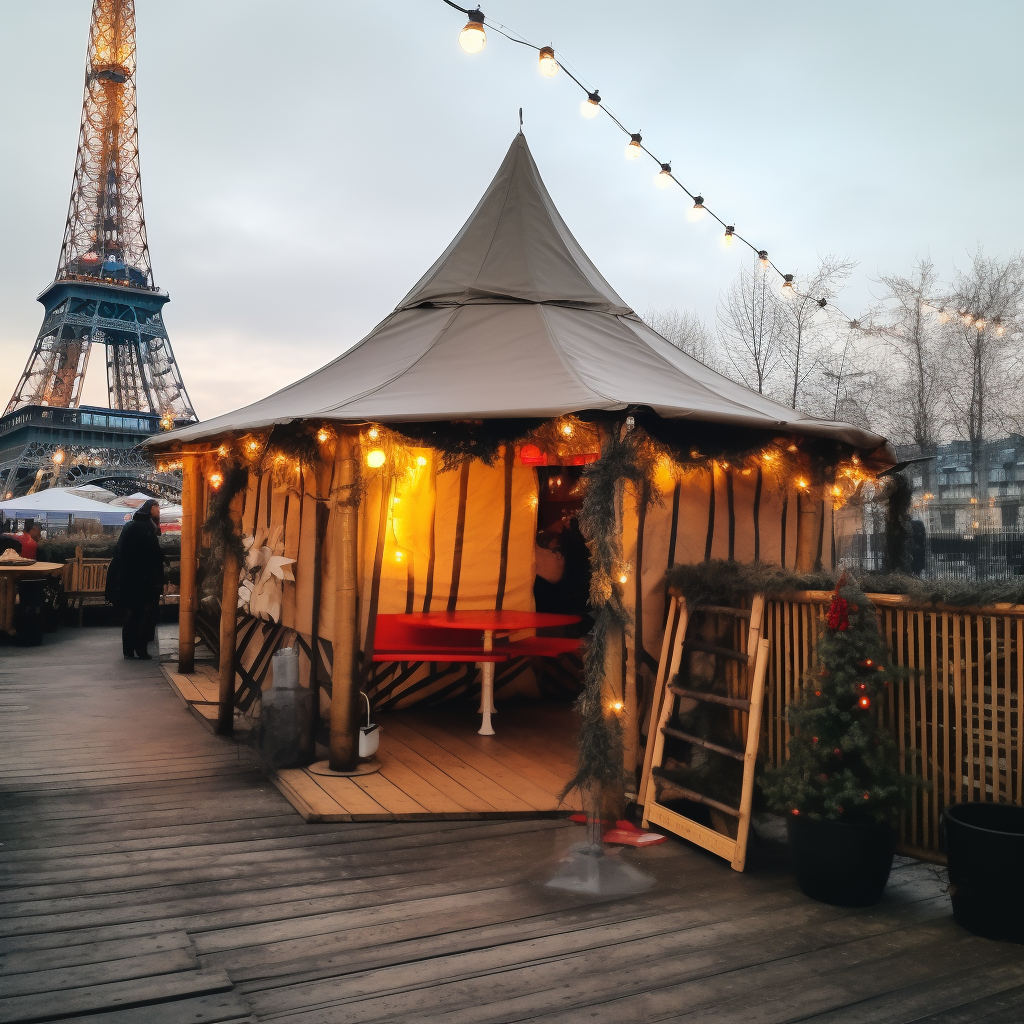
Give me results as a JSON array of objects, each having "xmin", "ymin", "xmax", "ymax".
[{"xmin": 0, "ymin": 488, "xmax": 132, "ymax": 527}]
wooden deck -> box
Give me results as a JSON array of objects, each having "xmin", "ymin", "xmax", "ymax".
[{"xmin": 3, "ymin": 626, "xmax": 1024, "ymax": 1023}]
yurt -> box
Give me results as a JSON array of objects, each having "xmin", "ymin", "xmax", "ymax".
[{"xmin": 147, "ymin": 134, "xmax": 892, "ymax": 816}]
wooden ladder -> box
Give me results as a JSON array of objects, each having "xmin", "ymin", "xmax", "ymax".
[{"xmin": 640, "ymin": 592, "xmax": 769, "ymax": 872}]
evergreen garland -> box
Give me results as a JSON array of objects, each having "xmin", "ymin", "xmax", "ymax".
[
  {"xmin": 200, "ymin": 463, "xmax": 249, "ymax": 610},
  {"xmin": 562, "ymin": 421, "xmax": 660, "ymax": 798},
  {"xmin": 760, "ymin": 575, "xmax": 919, "ymax": 825}
]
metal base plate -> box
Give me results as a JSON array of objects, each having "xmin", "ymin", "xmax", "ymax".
[{"xmin": 307, "ymin": 759, "xmax": 382, "ymax": 777}]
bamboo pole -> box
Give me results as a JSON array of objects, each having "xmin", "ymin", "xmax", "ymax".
[
  {"xmin": 329, "ymin": 428, "xmax": 360, "ymax": 772},
  {"xmin": 217, "ymin": 487, "xmax": 244, "ymax": 736},
  {"xmin": 177, "ymin": 455, "xmax": 202, "ymax": 674}
]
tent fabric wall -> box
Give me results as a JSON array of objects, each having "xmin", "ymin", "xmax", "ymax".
[{"xmin": 220, "ymin": 448, "xmax": 832, "ymax": 718}]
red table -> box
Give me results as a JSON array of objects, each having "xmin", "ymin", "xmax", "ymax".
[{"xmin": 401, "ymin": 611, "xmax": 580, "ymax": 735}]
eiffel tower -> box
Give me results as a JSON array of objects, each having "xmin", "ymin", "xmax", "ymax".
[{"xmin": 0, "ymin": 0, "xmax": 195, "ymax": 499}]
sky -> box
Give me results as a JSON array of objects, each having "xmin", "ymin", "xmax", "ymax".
[{"xmin": 1, "ymin": 1, "xmax": 1022, "ymax": 420}]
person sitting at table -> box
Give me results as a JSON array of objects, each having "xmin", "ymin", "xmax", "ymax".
[
  {"xmin": 534, "ymin": 531, "xmax": 565, "ymax": 614},
  {"xmin": 15, "ymin": 522, "xmax": 41, "ymax": 560}
]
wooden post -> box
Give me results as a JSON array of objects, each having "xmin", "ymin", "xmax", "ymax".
[
  {"xmin": 329, "ymin": 429, "xmax": 360, "ymax": 771},
  {"xmin": 178, "ymin": 455, "xmax": 202, "ymax": 674},
  {"xmin": 217, "ymin": 487, "xmax": 244, "ymax": 736}
]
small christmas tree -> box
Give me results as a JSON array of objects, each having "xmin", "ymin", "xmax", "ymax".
[{"xmin": 761, "ymin": 575, "xmax": 914, "ymax": 825}]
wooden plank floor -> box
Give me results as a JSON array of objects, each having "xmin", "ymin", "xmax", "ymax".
[
  {"xmin": 3, "ymin": 626, "xmax": 1024, "ymax": 1023},
  {"xmin": 275, "ymin": 706, "xmax": 585, "ymax": 822}
]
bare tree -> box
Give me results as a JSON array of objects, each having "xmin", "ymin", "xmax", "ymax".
[
  {"xmin": 778, "ymin": 257, "xmax": 856, "ymax": 410},
  {"xmin": 717, "ymin": 260, "xmax": 785, "ymax": 395},
  {"xmin": 940, "ymin": 250, "xmax": 1024, "ymax": 492},
  {"xmin": 643, "ymin": 306, "xmax": 721, "ymax": 370},
  {"xmin": 873, "ymin": 258, "xmax": 944, "ymax": 449}
]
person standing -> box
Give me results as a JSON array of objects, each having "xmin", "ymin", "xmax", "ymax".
[
  {"xmin": 105, "ymin": 499, "xmax": 165, "ymax": 659},
  {"xmin": 16, "ymin": 522, "xmax": 41, "ymax": 559}
]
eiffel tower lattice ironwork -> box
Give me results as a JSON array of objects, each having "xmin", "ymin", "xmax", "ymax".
[{"xmin": 5, "ymin": 0, "xmax": 195, "ymax": 423}]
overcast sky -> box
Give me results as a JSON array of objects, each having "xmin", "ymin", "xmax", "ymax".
[{"xmin": 1, "ymin": 1, "xmax": 1021, "ymax": 419}]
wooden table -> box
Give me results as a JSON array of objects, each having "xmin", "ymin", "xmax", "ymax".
[
  {"xmin": 0, "ymin": 562, "xmax": 64, "ymax": 636},
  {"xmin": 401, "ymin": 611, "xmax": 580, "ymax": 735}
]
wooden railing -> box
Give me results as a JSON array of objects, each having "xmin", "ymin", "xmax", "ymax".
[{"xmin": 762, "ymin": 591, "xmax": 1024, "ymax": 860}]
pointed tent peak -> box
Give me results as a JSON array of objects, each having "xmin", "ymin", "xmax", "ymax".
[{"xmin": 396, "ymin": 133, "xmax": 633, "ymax": 315}]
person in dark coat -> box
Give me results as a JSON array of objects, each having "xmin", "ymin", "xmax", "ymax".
[{"xmin": 105, "ymin": 499, "xmax": 165, "ymax": 659}]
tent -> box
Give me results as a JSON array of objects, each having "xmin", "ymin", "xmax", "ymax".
[
  {"xmin": 147, "ymin": 134, "xmax": 893, "ymax": 800},
  {"xmin": 1, "ymin": 487, "xmax": 132, "ymax": 527}
]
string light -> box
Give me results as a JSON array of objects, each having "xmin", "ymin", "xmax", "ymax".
[
  {"xmin": 437, "ymin": 2, "xmax": 872, "ymax": 332},
  {"xmin": 782, "ymin": 274, "xmax": 795, "ymax": 297},
  {"xmin": 217, "ymin": 444, "xmax": 229, "ymax": 457},
  {"xmin": 655, "ymin": 163, "xmax": 673, "ymax": 189},
  {"xmin": 458, "ymin": 8, "xmax": 486, "ymax": 53},
  {"xmin": 538, "ymin": 45, "xmax": 558, "ymax": 76},
  {"xmin": 608, "ymin": 700, "xmax": 624, "ymax": 713},
  {"xmin": 209, "ymin": 471, "xmax": 223, "ymax": 489},
  {"xmin": 366, "ymin": 449, "xmax": 386, "ymax": 469},
  {"xmin": 416, "ymin": 455, "xmax": 428, "ymax": 466},
  {"xmin": 317, "ymin": 427, "xmax": 329, "ymax": 443},
  {"xmin": 368, "ymin": 427, "xmax": 379, "ymax": 439},
  {"xmin": 52, "ymin": 449, "xmax": 65, "ymax": 465}
]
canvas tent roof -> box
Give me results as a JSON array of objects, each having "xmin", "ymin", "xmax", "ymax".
[{"xmin": 152, "ymin": 134, "xmax": 891, "ymax": 457}]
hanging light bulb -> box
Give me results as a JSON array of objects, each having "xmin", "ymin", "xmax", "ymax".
[
  {"xmin": 416, "ymin": 455, "xmax": 427, "ymax": 466},
  {"xmin": 758, "ymin": 250, "xmax": 770, "ymax": 269},
  {"xmin": 52, "ymin": 449, "xmax": 65, "ymax": 465},
  {"xmin": 688, "ymin": 195, "xmax": 705, "ymax": 221},
  {"xmin": 581, "ymin": 90, "xmax": 601, "ymax": 118},
  {"xmin": 366, "ymin": 450, "xmax": 386, "ymax": 469},
  {"xmin": 655, "ymin": 163, "xmax": 673, "ymax": 188},
  {"xmin": 995, "ymin": 322, "xmax": 1006, "ymax": 336},
  {"xmin": 458, "ymin": 9, "xmax": 486, "ymax": 53},
  {"xmin": 538, "ymin": 46, "xmax": 559, "ymax": 76},
  {"xmin": 723, "ymin": 225, "xmax": 735, "ymax": 248},
  {"xmin": 209, "ymin": 471, "xmax": 223, "ymax": 490},
  {"xmin": 317, "ymin": 427, "xmax": 329, "ymax": 443},
  {"xmin": 782, "ymin": 273, "xmax": 795, "ymax": 297},
  {"xmin": 975, "ymin": 318, "xmax": 986, "ymax": 331},
  {"xmin": 625, "ymin": 132, "xmax": 642, "ymax": 160},
  {"xmin": 367, "ymin": 427, "xmax": 379, "ymax": 439}
]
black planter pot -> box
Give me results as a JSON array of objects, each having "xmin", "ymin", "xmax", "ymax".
[
  {"xmin": 787, "ymin": 814, "xmax": 896, "ymax": 907},
  {"xmin": 943, "ymin": 802, "xmax": 1024, "ymax": 943}
]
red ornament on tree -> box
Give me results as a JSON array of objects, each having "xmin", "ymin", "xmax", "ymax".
[
  {"xmin": 826, "ymin": 573, "xmax": 850, "ymax": 631},
  {"xmin": 858, "ymin": 696, "xmax": 872, "ymax": 709}
]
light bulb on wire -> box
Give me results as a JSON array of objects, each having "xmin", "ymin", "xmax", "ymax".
[
  {"xmin": 580, "ymin": 90, "xmax": 601, "ymax": 118},
  {"xmin": 538, "ymin": 46, "xmax": 559, "ymax": 76},
  {"xmin": 458, "ymin": 9, "xmax": 486, "ymax": 53},
  {"xmin": 723, "ymin": 225, "xmax": 735, "ymax": 248},
  {"xmin": 688, "ymin": 195, "xmax": 705, "ymax": 221},
  {"xmin": 758, "ymin": 250, "xmax": 770, "ymax": 269},
  {"xmin": 625, "ymin": 133, "xmax": 642, "ymax": 160},
  {"xmin": 782, "ymin": 274, "xmax": 795, "ymax": 298},
  {"xmin": 655, "ymin": 163, "xmax": 673, "ymax": 188}
]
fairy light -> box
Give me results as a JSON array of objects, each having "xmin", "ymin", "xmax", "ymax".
[
  {"xmin": 52, "ymin": 449, "xmax": 65, "ymax": 465},
  {"xmin": 317, "ymin": 427, "xmax": 329, "ymax": 443},
  {"xmin": 209, "ymin": 471, "xmax": 223, "ymax": 489},
  {"xmin": 560, "ymin": 422, "xmax": 574, "ymax": 436},
  {"xmin": 368, "ymin": 427, "xmax": 379, "ymax": 440},
  {"xmin": 608, "ymin": 700, "xmax": 624, "ymax": 713},
  {"xmin": 538, "ymin": 45, "xmax": 558, "ymax": 76},
  {"xmin": 366, "ymin": 450, "xmax": 386, "ymax": 469},
  {"xmin": 217, "ymin": 444, "xmax": 229, "ymax": 457},
  {"xmin": 416, "ymin": 455, "xmax": 428, "ymax": 466},
  {"xmin": 458, "ymin": 8, "xmax": 486, "ymax": 52}
]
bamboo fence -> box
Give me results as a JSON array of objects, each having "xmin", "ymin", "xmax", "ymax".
[{"xmin": 762, "ymin": 591, "xmax": 1024, "ymax": 860}]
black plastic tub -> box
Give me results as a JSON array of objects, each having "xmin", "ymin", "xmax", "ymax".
[
  {"xmin": 943, "ymin": 802, "xmax": 1024, "ymax": 943},
  {"xmin": 787, "ymin": 815, "xmax": 895, "ymax": 907}
]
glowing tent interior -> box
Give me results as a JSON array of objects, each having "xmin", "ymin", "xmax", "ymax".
[{"xmin": 146, "ymin": 133, "xmax": 893, "ymax": 817}]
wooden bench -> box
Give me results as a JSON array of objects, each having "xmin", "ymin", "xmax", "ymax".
[{"xmin": 62, "ymin": 548, "xmax": 180, "ymax": 626}]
